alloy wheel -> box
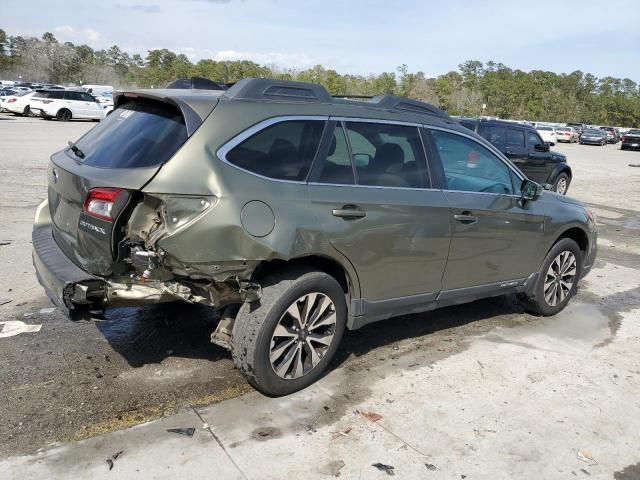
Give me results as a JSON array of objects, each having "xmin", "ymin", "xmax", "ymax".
[
  {"xmin": 269, "ymin": 292, "xmax": 336, "ymax": 380},
  {"xmin": 555, "ymin": 177, "xmax": 568, "ymax": 195},
  {"xmin": 544, "ymin": 251, "xmax": 577, "ymax": 307}
]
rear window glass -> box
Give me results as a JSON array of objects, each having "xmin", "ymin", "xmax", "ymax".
[
  {"xmin": 72, "ymin": 101, "xmax": 188, "ymax": 168},
  {"xmin": 225, "ymin": 120, "xmax": 324, "ymax": 181}
]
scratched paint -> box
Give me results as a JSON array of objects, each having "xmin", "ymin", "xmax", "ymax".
[{"xmin": 0, "ymin": 320, "xmax": 42, "ymax": 338}]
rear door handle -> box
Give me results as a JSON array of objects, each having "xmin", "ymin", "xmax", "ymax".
[
  {"xmin": 453, "ymin": 213, "xmax": 478, "ymax": 224},
  {"xmin": 332, "ymin": 206, "xmax": 366, "ymax": 220}
]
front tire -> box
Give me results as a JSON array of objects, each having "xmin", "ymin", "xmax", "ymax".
[
  {"xmin": 232, "ymin": 269, "xmax": 347, "ymax": 396},
  {"xmin": 519, "ymin": 238, "xmax": 583, "ymax": 316}
]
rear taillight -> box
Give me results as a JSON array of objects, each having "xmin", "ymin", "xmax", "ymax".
[
  {"xmin": 7, "ymin": 98, "xmax": 17, "ymax": 103},
  {"xmin": 83, "ymin": 188, "xmax": 125, "ymax": 222},
  {"xmin": 42, "ymin": 100, "xmax": 52, "ymax": 104}
]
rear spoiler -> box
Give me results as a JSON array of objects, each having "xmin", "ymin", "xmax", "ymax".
[{"xmin": 113, "ymin": 90, "xmax": 219, "ymax": 136}]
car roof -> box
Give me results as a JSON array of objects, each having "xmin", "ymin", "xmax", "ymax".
[
  {"xmin": 458, "ymin": 117, "xmax": 537, "ymax": 132},
  {"xmin": 115, "ymin": 78, "xmax": 463, "ymax": 134}
]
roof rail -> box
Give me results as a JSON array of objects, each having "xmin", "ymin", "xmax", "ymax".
[
  {"xmin": 371, "ymin": 95, "xmax": 449, "ymax": 119},
  {"xmin": 223, "ymin": 78, "xmax": 332, "ymax": 103}
]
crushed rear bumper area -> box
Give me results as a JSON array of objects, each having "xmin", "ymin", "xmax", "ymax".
[{"xmin": 32, "ymin": 226, "xmax": 106, "ymax": 312}]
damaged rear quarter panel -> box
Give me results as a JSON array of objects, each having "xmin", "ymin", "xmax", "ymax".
[{"xmin": 139, "ymin": 100, "xmax": 361, "ymax": 297}]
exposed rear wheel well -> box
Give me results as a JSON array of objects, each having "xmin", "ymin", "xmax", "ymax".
[
  {"xmin": 557, "ymin": 227, "xmax": 588, "ymax": 254},
  {"xmin": 252, "ymin": 256, "xmax": 351, "ymax": 295}
]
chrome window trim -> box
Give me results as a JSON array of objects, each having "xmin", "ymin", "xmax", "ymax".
[
  {"xmin": 330, "ymin": 116, "xmax": 423, "ymax": 128},
  {"xmin": 216, "ymin": 115, "xmax": 329, "ymax": 184},
  {"xmin": 424, "ymin": 124, "xmax": 527, "ymax": 183},
  {"xmin": 308, "ymin": 182, "xmax": 441, "ymax": 192}
]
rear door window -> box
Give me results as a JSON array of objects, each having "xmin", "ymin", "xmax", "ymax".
[
  {"xmin": 506, "ymin": 128, "xmax": 525, "ymax": 148},
  {"xmin": 226, "ymin": 120, "xmax": 324, "ymax": 181},
  {"xmin": 64, "ymin": 91, "xmax": 82, "ymax": 101},
  {"xmin": 315, "ymin": 124, "xmax": 355, "ymax": 185},
  {"xmin": 72, "ymin": 100, "xmax": 189, "ymax": 168},
  {"xmin": 479, "ymin": 125, "xmax": 506, "ymax": 149},
  {"xmin": 344, "ymin": 122, "xmax": 429, "ymax": 188}
]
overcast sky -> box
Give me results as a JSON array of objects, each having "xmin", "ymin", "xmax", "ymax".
[{"xmin": 4, "ymin": 0, "xmax": 640, "ymax": 80}]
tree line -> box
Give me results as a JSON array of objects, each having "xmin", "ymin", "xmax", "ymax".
[{"xmin": 1, "ymin": 29, "xmax": 639, "ymax": 126}]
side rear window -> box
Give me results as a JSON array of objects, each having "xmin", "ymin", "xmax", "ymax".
[
  {"xmin": 49, "ymin": 91, "xmax": 64, "ymax": 100},
  {"xmin": 226, "ymin": 120, "xmax": 324, "ymax": 181},
  {"xmin": 315, "ymin": 124, "xmax": 355, "ymax": 185},
  {"xmin": 345, "ymin": 122, "xmax": 429, "ymax": 188},
  {"xmin": 65, "ymin": 91, "xmax": 81, "ymax": 101},
  {"xmin": 72, "ymin": 100, "xmax": 188, "ymax": 168}
]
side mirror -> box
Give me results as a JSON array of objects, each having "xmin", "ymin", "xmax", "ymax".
[{"xmin": 521, "ymin": 179, "xmax": 543, "ymax": 201}]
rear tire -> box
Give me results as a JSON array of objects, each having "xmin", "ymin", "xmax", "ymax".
[
  {"xmin": 232, "ymin": 268, "xmax": 347, "ymax": 396},
  {"xmin": 519, "ymin": 238, "xmax": 583, "ymax": 316},
  {"xmin": 56, "ymin": 109, "xmax": 72, "ymax": 121}
]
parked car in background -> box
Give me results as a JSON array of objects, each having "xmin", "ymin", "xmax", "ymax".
[
  {"xmin": 458, "ymin": 118, "xmax": 572, "ymax": 194},
  {"xmin": 31, "ymin": 78, "xmax": 597, "ymax": 395},
  {"xmin": 80, "ymin": 84, "xmax": 114, "ymax": 97},
  {"xmin": 0, "ymin": 89, "xmax": 20, "ymax": 110},
  {"xmin": 555, "ymin": 126, "xmax": 579, "ymax": 143},
  {"xmin": 599, "ymin": 126, "xmax": 619, "ymax": 144},
  {"xmin": 536, "ymin": 125, "xmax": 557, "ymax": 145},
  {"xmin": 580, "ymin": 128, "xmax": 608, "ymax": 146},
  {"xmin": 3, "ymin": 91, "xmax": 36, "ymax": 116},
  {"xmin": 620, "ymin": 129, "xmax": 640, "ymax": 150},
  {"xmin": 566, "ymin": 123, "xmax": 586, "ymax": 139},
  {"xmin": 30, "ymin": 89, "xmax": 110, "ymax": 121}
]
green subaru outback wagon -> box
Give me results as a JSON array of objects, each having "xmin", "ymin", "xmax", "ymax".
[{"xmin": 33, "ymin": 78, "xmax": 597, "ymax": 395}]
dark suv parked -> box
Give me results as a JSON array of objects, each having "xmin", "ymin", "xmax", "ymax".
[
  {"xmin": 458, "ymin": 118, "xmax": 573, "ymax": 195},
  {"xmin": 32, "ymin": 79, "xmax": 597, "ymax": 395}
]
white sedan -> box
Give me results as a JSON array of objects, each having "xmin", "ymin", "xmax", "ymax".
[
  {"xmin": 536, "ymin": 126, "xmax": 557, "ymax": 146},
  {"xmin": 3, "ymin": 92, "xmax": 36, "ymax": 116}
]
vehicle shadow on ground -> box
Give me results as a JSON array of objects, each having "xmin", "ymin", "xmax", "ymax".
[
  {"xmin": 97, "ymin": 294, "xmax": 526, "ymax": 370},
  {"xmin": 96, "ymin": 302, "xmax": 225, "ymax": 367},
  {"xmin": 334, "ymin": 294, "xmax": 525, "ymax": 367}
]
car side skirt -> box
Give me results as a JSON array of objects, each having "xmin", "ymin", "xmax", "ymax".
[{"xmin": 348, "ymin": 275, "xmax": 535, "ymax": 330}]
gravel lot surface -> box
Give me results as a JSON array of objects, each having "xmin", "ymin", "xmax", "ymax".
[{"xmin": 1, "ymin": 114, "xmax": 639, "ymax": 472}]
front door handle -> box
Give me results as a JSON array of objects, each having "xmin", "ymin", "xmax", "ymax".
[
  {"xmin": 332, "ymin": 206, "xmax": 366, "ymax": 220},
  {"xmin": 453, "ymin": 213, "xmax": 478, "ymax": 224}
]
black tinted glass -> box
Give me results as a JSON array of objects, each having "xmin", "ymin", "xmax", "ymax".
[
  {"xmin": 506, "ymin": 129, "xmax": 525, "ymax": 147},
  {"xmin": 64, "ymin": 91, "xmax": 81, "ymax": 101},
  {"xmin": 226, "ymin": 120, "xmax": 324, "ymax": 181},
  {"xmin": 73, "ymin": 101, "xmax": 188, "ymax": 168},
  {"xmin": 527, "ymin": 132, "xmax": 543, "ymax": 149},
  {"xmin": 480, "ymin": 125, "xmax": 507, "ymax": 149}
]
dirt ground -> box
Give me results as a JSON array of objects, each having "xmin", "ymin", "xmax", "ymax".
[{"xmin": 1, "ymin": 114, "xmax": 639, "ymax": 462}]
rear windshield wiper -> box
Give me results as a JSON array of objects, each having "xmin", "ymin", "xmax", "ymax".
[{"xmin": 68, "ymin": 141, "xmax": 85, "ymax": 159}]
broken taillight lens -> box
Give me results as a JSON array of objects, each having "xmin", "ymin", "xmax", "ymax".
[{"xmin": 83, "ymin": 188, "xmax": 125, "ymax": 221}]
